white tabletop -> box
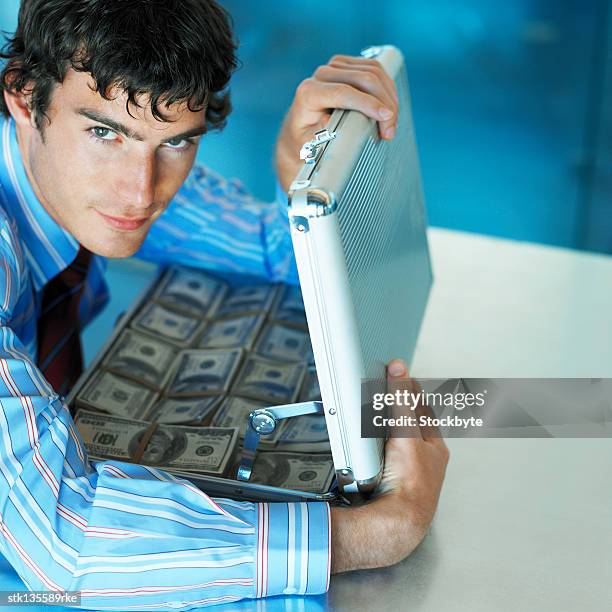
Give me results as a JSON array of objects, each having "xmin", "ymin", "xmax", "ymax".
[{"xmin": 413, "ymin": 228, "xmax": 612, "ymax": 378}]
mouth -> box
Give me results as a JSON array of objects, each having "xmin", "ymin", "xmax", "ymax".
[{"xmin": 95, "ymin": 210, "xmax": 151, "ymax": 231}]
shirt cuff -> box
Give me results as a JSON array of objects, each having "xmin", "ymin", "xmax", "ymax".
[{"xmin": 255, "ymin": 501, "xmax": 331, "ymax": 598}]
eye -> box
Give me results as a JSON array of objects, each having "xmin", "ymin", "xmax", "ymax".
[
  {"xmin": 162, "ymin": 137, "xmax": 192, "ymax": 150},
  {"xmin": 91, "ymin": 127, "xmax": 118, "ymax": 141}
]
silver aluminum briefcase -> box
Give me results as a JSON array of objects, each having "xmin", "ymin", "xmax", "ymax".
[{"xmin": 282, "ymin": 44, "xmax": 432, "ymax": 493}]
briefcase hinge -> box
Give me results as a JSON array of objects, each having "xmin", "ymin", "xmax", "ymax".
[{"xmin": 300, "ymin": 128, "xmax": 337, "ymax": 164}]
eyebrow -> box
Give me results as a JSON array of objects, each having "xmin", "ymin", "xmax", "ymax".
[{"xmin": 77, "ymin": 108, "xmax": 207, "ymax": 143}]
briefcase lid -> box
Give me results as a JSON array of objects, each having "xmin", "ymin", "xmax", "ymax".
[{"xmin": 287, "ymin": 45, "xmax": 433, "ymax": 493}]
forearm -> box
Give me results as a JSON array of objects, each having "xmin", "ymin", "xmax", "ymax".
[
  {"xmin": 330, "ymin": 496, "xmax": 426, "ymax": 574},
  {"xmin": 275, "ymin": 113, "xmax": 300, "ymax": 193},
  {"xmin": 0, "ymin": 324, "xmax": 330, "ymax": 607},
  {"xmin": 137, "ymin": 164, "xmax": 299, "ymax": 283}
]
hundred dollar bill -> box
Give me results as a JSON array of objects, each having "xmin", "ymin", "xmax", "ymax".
[
  {"xmin": 132, "ymin": 303, "xmax": 205, "ymax": 347},
  {"xmin": 298, "ymin": 367, "xmax": 321, "ymax": 402},
  {"xmin": 276, "ymin": 415, "xmax": 330, "ymax": 453},
  {"xmin": 254, "ymin": 323, "xmax": 314, "ymax": 363},
  {"xmin": 231, "ymin": 356, "xmax": 306, "ymax": 404},
  {"xmin": 216, "ymin": 283, "xmax": 278, "ymax": 318},
  {"xmin": 75, "ymin": 410, "xmax": 239, "ymax": 475},
  {"xmin": 145, "ymin": 396, "xmax": 222, "ymax": 425},
  {"xmin": 76, "ymin": 371, "xmax": 156, "ymax": 419},
  {"xmin": 166, "ymin": 348, "xmax": 243, "ymax": 396},
  {"xmin": 211, "ymin": 396, "xmax": 285, "ymax": 444},
  {"xmin": 139, "ymin": 425, "xmax": 239, "ymax": 475},
  {"xmin": 103, "ymin": 329, "xmax": 177, "ymax": 389},
  {"xmin": 197, "ymin": 314, "xmax": 265, "ymax": 350},
  {"xmin": 74, "ymin": 409, "xmax": 151, "ymax": 461},
  {"xmin": 154, "ymin": 265, "xmax": 227, "ymax": 317},
  {"xmin": 249, "ymin": 452, "xmax": 334, "ymax": 493},
  {"xmin": 269, "ymin": 285, "xmax": 308, "ymax": 329}
]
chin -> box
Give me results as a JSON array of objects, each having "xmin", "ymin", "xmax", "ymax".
[
  {"xmin": 82, "ymin": 231, "xmax": 147, "ymax": 259},
  {"xmin": 103, "ymin": 244, "xmax": 143, "ymax": 259}
]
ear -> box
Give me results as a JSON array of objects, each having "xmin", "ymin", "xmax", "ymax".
[{"xmin": 3, "ymin": 86, "xmax": 37, "ymax": 130}]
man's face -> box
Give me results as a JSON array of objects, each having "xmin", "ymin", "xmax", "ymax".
[{"xmin": 21, "ymin": 70, "xmax": 206, "ymax": 258}]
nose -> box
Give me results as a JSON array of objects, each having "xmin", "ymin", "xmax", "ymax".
[{"xmin": 118, "ymin": 151, "xmax": 157, "ymax": 212}]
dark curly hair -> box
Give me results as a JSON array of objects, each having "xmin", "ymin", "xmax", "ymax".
[{"xmin": 0, "ymin": 0, "xmax": 238, "ymax": 131}]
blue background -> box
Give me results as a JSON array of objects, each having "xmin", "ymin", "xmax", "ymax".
[{"xmin": 2, "ymin": 0, "xmax": 612, "ymax": 254}]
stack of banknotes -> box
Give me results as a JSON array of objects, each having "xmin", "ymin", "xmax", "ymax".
[{"xmin": 72, "ymin": 265, "xmax": 335, "ymax": 494}]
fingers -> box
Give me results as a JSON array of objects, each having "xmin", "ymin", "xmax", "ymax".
[
  {"xmin": 314, "ymin": 63, "xmax": 398, "ymax": 139},
  {"xmin": 296, "ymin": 79, "xmax": 393, "ymax": 131},
  {"xmin": 327, "ymin": 55, "xmax": 399, "ymax": 138},
  {"xmin": 328, "ymin": 59, "xmax": 398, "ymax": 109},
  {"xmin": 314, "ymin": 65, "xmax": 397, "ymax": 117},
  {"xmin": 295, "ymin": 56, "xmax": 399, "ymax": 140},
  {"xmin": 408, "ymin": 379, "xmax": 448, "ymax": 454},
  {"xmin": 384, "ymin": 359, "xmax": 447, "ymax": 453},
  {"xmin": 385, "ymin": 359, "xmax": 422, "ymax": 440},
  {"xmin": 411, "ymin": 379, "xmax": 442, "ymax": 443}
]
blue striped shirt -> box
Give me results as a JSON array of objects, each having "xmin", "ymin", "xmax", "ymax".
[{"xmin": 0, "ymin": 116, "xmax": 330, "ymax": 609}]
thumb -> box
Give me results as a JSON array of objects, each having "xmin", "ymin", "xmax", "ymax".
[
  {"xmin": 386, "ymin": 359, "xmax": 412, "ymax": 396},
  {"xmin": 386, "ymin": 358, "xmax": 408, "ymax": 380},
  {"xmin": 385, "ymin": 358, "xmax": 422, "ymax": 439}
]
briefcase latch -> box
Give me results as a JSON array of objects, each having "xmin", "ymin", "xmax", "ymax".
[
  {"xmin": 300, "ymin": 128, "xmax": 337, "ymax": 164},
  {"xmin": 236, "ymin": 400, "xmax": 325, "ymax": 482}
]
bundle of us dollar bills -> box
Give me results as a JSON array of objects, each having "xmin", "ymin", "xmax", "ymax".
[
  {"xmin": 73, "ymin": 264, "xmax": 334, "ymax": 494},
  {"xmin": 75, "ymin": 409, "xmax": 239, "ymax": 476}
]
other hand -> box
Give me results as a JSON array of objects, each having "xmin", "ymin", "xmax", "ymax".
[{"xmin": 330, "ymin": 359, "xmax": 450, "ymax": 573}]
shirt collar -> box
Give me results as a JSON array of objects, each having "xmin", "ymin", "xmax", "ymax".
[{"xmin": 0, "ymin": 117, "xmax": 79, "ymax": 290}]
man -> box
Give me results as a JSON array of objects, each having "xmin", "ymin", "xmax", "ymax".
[{"xmin": 0, "ymin": 0, "xmax": 449, "ymax": 609}]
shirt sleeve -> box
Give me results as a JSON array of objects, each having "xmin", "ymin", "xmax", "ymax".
[
  {"xmin": 0, "ymin": 221, "xmax": 330, "ymax": 609},
  {"xmin": 136, "ymin": 164, "xmax": 300, "ymax": 285}
]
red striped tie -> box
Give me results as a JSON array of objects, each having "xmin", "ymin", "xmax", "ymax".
[{"xmin": 37, "ymin": 246, "xmax": 92, "ymax": 396}]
